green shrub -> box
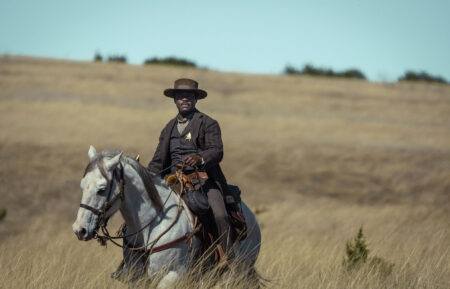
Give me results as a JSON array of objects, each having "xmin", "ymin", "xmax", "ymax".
[
  {"xmin": 93, "ymin": 52, "xmax": 103, "ymax": 62},
  {"xmin": 253, "ymin": 207, "xmax": 267, "ymax": 215},
  {"xmin": 143, "ymin": 56, "xmax": 196, "ymax": 67},
  {"xmin": 107, "ymin": 55, "xmax": 127, "ymax": 64},
  {"xmin": 302, "ymin": 64, "xmax": 335, "ymax": 77},
  {"xmin": 370, "ymin": 255, "xmax": 395, "ymax": 276},
  {"xmin": 398, "ymin": 71, "xmax": 447, "ymax": 84},
  {"xmin": 339, "ymin": 69, "xmax": 366, "ymax": 79},
  {"xmin": 343, "ymin": 226, "xmax": 394, "ymax": 276},
  {"xmin": 0, "ymin": 208, "xmax": 6, "ymax": 221},
  {"xmin": 284, "ymin": 65, "xmax": 302, "ymax": 75},
  {"xmin": 343, "ymin": 227, "xmax": 369, "ymax": 268},
  {"xmin": 284, "ymin": 64, "xmax": 366, "ymax": 80}
]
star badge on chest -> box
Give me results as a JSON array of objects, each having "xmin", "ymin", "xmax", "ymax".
[{"xmin": 185, "ymin": 132, "xmax": 192, "ymax": 141}]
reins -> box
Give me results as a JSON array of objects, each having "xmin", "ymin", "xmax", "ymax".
[{"xmin": 80, "ymin": 161, "xmax": 193, "ymax": 254}]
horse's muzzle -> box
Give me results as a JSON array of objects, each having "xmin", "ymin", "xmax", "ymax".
[
  {"xmin": 74, "ymin": 226, "xmax": 94, "ymax": 241},
  {"xmin": 75, "ymin": 227, "xmax": 86, "ymax": 240}
]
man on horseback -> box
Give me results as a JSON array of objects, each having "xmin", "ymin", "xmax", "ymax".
[{"xmin": 147, "ymin": 78, "xmax": 234, "ymax": 263}]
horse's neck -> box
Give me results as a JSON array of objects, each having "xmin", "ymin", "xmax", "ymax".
[{"xmin": 119, "ymin": 162, "xmax": 183, "ymax": 244}]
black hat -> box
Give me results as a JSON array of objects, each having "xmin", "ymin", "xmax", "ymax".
[{"xmin": 164, "ymin": 78, "xmax": 207, "ymax": 99}]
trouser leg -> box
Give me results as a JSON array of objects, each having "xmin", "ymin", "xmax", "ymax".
[{"xmin": 205, "ymin": 184, "xmax": 233, "ymax": 257}]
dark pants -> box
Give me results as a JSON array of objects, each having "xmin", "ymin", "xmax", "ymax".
[{"xmin": 202, "ymin": 179, "xmax": 233, "ymax": 256}]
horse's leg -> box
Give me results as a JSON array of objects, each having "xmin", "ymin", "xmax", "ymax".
[
  {"xmin": 111, "ymin": 232, "xmax": 148, "ymax": 282},
  {"xmin": 156, "ymin": 271, "xmax": 180, "ymax": 289},
  {"xmin": 111, "ymin": 246, "xmax": 147, "ymax": 283},
  {"xmin": 124, "ymin": 247, "xmax": 147, "ymax": 281},
  {"xmin": 147, "ymin": 247, "xmax": 189, "ymax": 287}
]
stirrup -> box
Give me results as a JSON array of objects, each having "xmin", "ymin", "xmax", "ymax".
[{"xmin": 216, "ymin": 244, "xmax": 233, "ymax": 269}]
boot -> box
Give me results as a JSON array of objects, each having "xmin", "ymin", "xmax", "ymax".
[{"xmin": 217, "ymin": 228, "xmax": 236, "ymax": 267}]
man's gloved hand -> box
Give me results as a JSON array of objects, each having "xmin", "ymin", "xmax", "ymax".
[{"xmin": 183, "ymin": 154, "xmax": 203, "ymax": 167}]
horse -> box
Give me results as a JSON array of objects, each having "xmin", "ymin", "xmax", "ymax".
[{"xmin": 72, "ymin": 146, "xmax": 261, "ymax": 288}]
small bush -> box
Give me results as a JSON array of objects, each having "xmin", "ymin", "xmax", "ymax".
[
  {"xmin": 284, "ymin": 64, "xmax": 366, "ymax": 80},
  {"xmin": 398, "ymin": 71, "xmax": 447, "ymax": 84},
  {"xmin": 93, "ymin": 52, "xmax": 103, "ymax": 62},
  {"xmin": 343, "ymin": 226, "xmax": 394, "ymax": 276},
  {"xmin": 143, "ymin": 56, "xmax": 196, "ymax": 67},
  {"xmin": 107, "ymin": 55, "xmax": 127, "ymax": 64},
  {"xmin": 370, "ymin": 255, "xmax": 395, "ymax": 277},
  {"xmin": 339, "ymin": 69, "xmax": 366, "ymax": 80},
  {"xmin": 302, "ymin": 64, "xmax": 335, "ymax": 77},
  {"xmin": 253, "ymin": 207, "xmax": 267, "ymax": 215},
  {"xmin": 284, "ymin": 65, "xmax": 302, "ymax": 75},
  {"xmin": 343, "ymin": 227, "xmax": 369, "ymax": 268},
  {"xmin": 0, "ymin": 208, "xmax": 6, "ymax": 221}
]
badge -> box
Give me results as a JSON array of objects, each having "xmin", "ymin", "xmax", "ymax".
[{"xmin": 186, "ymin": 132, "xmax": 192, "ymax": 141}]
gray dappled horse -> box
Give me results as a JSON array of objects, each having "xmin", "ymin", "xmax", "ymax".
[{"xmin": 72, "ymin": 146, "xmax": 261, "ymax": 288}]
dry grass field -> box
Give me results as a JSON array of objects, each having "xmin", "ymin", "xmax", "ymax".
[{"xmin": 0, "ymin": 55, "xmax": 449, "ymax": 288}]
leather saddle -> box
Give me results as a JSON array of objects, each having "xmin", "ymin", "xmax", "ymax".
[{"xmin": 166, "ymin": 167, "xmax": 248, "ymax": 258}]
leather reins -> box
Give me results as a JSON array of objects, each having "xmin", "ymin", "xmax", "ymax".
[{"xmin": 79, "ymin": 161, "xmax": 194, "ymax": 254}]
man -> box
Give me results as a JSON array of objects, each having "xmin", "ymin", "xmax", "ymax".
[{"xmin": 147, "ymin": 78, "xmax": 233, "ymax": 261}]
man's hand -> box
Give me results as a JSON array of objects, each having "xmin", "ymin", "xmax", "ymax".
[{"xmin": 183, "ymin": 154, "xmax": 203, "ymax": 167}]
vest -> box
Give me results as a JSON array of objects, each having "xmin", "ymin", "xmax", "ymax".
[{"xmin": 169, "ymin": 120, "xmax": 198, "ymax": 172}]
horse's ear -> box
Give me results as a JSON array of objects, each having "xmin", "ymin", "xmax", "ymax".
[
  {"xmin": 88, "ymin": 146, "xmax": 97, "ymax": 161},
  {"xmin": 104, "ymin": 152, "xmax": 122, "ymax": 171}
]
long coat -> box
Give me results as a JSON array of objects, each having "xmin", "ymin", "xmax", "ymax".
[{"xmin": 147, "ymin": 110, "xmax": 229, "ymax": 195}]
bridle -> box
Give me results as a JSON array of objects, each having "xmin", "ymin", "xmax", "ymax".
[
  {"xmin": 79, "ymin": 164, "xmax": 125, "ymax": 233},
  {"xmin": 79, "ymin": 161, "xmax": 195, "ymax": 254}
]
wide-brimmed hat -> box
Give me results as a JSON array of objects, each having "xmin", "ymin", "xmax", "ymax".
[{"xmin": 164, "ymin": 78, "xmax": 207, "ymax": 99}]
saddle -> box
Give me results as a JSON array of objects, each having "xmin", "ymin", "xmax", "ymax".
[{"xmin": 166, "ymin": 168, "xmax": 248, "ymax": 263}]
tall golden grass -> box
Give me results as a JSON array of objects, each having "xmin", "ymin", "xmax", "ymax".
[{"xmin": 0, "ymin": 56, "xmax": 449, "ymax": 288}]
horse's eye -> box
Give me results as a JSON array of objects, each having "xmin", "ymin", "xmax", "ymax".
[{"xmin": 97, "ymin": 189, "xmax": 106, "ymax": 195}]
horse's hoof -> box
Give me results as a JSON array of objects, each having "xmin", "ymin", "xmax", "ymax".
[{"xmin": 111, "ymin": 267, "xmax": 128, "ymax": 283}]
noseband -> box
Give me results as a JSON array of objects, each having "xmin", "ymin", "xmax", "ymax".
[{"xmin": 79, "ymin": 164, "xmax": 125, "ymax": 230}]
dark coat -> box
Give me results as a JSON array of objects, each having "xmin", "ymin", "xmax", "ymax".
[{"xmin": 147, "ymin": 110, "xmax": 229, "ymax": 195}]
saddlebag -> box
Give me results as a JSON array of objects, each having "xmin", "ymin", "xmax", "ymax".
[
  {"xmin": 184, "ymin": 187, "xmax": 210, "ymax": 215},
  {"xmin": 225, "ymin": 184, "xmax": 247, "ymax": 241}
]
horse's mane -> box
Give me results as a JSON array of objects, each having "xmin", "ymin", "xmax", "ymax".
[
  {"xmin": 83, "ymin": 150, "xmax": 164, "ymax": 211},
  {"xmin": 123, "ymin": 156, "xmax": 164, "ymax": 211}
]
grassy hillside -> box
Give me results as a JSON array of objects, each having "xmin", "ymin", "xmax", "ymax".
[{"xmin": 0, "ymin": 56, "xmax": 449, "ymax": 288}]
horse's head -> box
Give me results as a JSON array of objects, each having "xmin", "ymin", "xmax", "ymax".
[{"xmin": 72, "ymin": 146, "xmax": 123, "ymax": 241}]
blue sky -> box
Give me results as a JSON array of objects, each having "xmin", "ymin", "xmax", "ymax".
[{"xmin": 1, "ymin": 0, "xmax": 449, "ymax": 81}]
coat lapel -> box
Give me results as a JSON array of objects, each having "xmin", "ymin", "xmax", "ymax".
[
  {"xmin": 161, "ymin": 117, "xmax": 177, "ymax": 165},
  {"xmin": 190, "ymin": 110, "xmax": 203, "ymax": 141},
  {"xmin": 165, "ymin": 117, "xmax": 177, "ymax": 137}
]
